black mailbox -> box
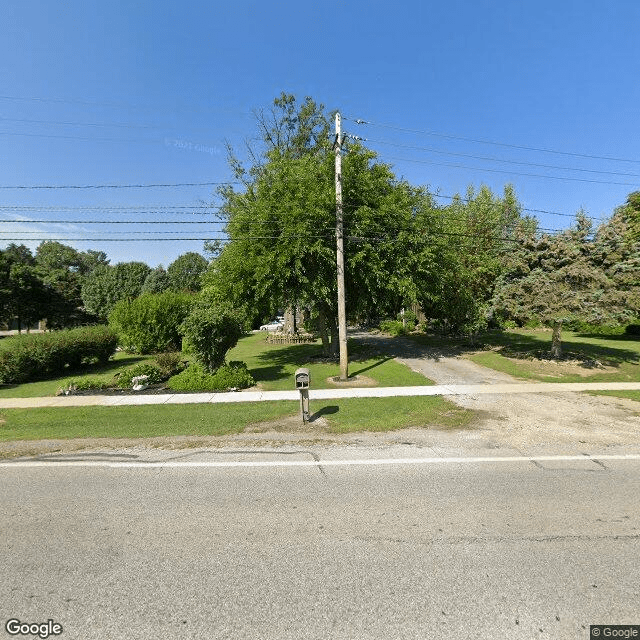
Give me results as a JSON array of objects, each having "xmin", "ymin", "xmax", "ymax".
[{"xmin": 295, "ymin": 367, "xmax": 310, "ymax": 389}]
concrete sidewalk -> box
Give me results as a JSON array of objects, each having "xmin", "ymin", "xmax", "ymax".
[{"xmin": 0, "ymin": 381, "xmax": 638, "ymax": 409}]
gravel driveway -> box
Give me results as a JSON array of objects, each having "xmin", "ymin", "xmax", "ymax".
[{"xmin": 351, "ymin": 332, "xmax": 640, "ymax": 450}]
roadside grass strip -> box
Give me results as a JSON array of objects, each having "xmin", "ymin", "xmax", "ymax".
[{"xmin": 0, "ymin": 395, "xmax": 473, "ymax": 444}]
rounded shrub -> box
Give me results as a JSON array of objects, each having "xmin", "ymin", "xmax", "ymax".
[
  {"xmin": 179, "ymin": 305, "xmax": 244, "ymax": 372},
  {"xmin": 167, "ymin": 361, "xmax": 254, "ymax": 392}
]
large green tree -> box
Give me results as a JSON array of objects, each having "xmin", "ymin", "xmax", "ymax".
[
  {"xmin": 491, "ymin": 212, "xmax": 637, "ymax": 357},
  {"xmin": 81, "ymin": 261, "xmax": 151, "ymax": 321},
  {"xmin": 415, "ymin": 184, "xmax": 531, "ymax": 335},
  {"xmin": 167, "ymin": 252, "xmax": 208, "ymax": 292},
  {"xmin": 205, "ymin": 136, "xmax": 425, "ymax": 351}
]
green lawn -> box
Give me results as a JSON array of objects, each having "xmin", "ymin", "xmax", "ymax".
[
  {"xmin": 0, "ymin": 332, "xmax": 429, "ymax": 399},
  {"xmin": 408, "ymin": 328, "xmax": 640, "ymax": 402},
  {"xmin": 471, "ymin": 329, "xmax": 640, "ymax": 382},
  {"xmin": 229, "ymin": 332, "xmax": 430, "ymax": 390},
  {"xmin": 0, "ymin": 395, "xmax": 473, "ymax": 447}
]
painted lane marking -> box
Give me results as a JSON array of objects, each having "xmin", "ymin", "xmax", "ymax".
[{"xmin": 1, "ymin": 454, "xmax": 639, "ymax": 469}]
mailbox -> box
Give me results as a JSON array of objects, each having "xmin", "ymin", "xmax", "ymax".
[{"xmin": 295, "ymin": 367, "xmax": 310, "ymax": 389}]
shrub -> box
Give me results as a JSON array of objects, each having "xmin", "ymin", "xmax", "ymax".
[
  {"xmin": 167, "ymin": 361, "xmax": 254, "ymax": 392},
  {"xmin": 211, "ymin": 361, "xmax": 255, "ymax": 390},
  {"xmin": 379, "ymin": 320, "xmax": 407, "ymax": 336},
  {"xmin": 117, "ymin": 363, "xmax": 165, "ymax": 388},
  {"xmin": 625, "ymin": 323, "xmax": 640, "ymax": 336},
  {"xmin": 154, "ymin": 351, "xmax": 185, "ymax": 377},
  {"xmin": 108, "ymin": 291, "xmax": 194, "ymax": 354},
  {"xmin": 180, "ymin": 304, "xmax": 244, "ymax": 372},
  {"xmin": 396, "ymin": 310, "xmax": 418, "ymax": 328},
  {"xmin": 0, "ymin": 326, "xmax": 117, "ymax": 384},
  {"xmin": 59, "ymin": 377, "xmax": 111, "ymax": 394}
]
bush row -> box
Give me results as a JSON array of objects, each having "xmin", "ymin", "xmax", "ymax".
[{"xmin": 0, "ymin": 326, "xmax": 118, "ymax": 384}]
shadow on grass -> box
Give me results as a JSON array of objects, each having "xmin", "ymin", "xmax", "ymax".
[
  {"xmin": 73, "ymin": 355, "xmax": 149, "ymax": 376},
  {"xmin": 310, "ymin": 405, "xmax": 339, "ymax": 421},
  {"xmin": 576, "ymin": 332, "xmax": 639, "ymax": 342},
  {"xmin": 398, "ymin": 330, "xmax": 639, "ymax": 369},
  {"xmin": 350, "ymin": 356, "xmax": 394, "ymax": 377},
  {"xmin": 483, "ymin": 332, "xmax": 640, "ymax": 368},
  {"xmin": 252, "ymin": 340, "xmax": 399, "ymax": 384},
  {"xmin": 252, "ymin": 342, "xmax": 326, "ymax": 383}
]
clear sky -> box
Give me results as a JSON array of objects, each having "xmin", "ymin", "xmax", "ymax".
[{"xmin": 1, "ymin": 0, "xmax": 639, "ymax": 267}]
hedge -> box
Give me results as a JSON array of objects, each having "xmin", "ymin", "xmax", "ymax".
[
  {"xmin": 0, "ymin": 325, "xmax": 118, "ymax": 384},
  {"xmin": 108, "ymin": 291, "xmax": 194, "ymax": 354}
]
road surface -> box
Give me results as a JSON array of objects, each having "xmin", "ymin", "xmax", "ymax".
[{"xmin": 1, "ymin": 446, "xmax": 639, "ymax": 639}]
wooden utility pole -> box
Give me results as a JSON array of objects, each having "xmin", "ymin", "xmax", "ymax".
[{"xmin": 335, "ymin": 112, "xmax": 349, "ymax": 380}]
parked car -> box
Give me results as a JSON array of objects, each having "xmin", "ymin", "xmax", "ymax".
[{"xmin": 259, "ymin": 320, "xmax": 284, "ymax": 331}]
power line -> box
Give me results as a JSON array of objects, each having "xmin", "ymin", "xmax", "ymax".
[
  {"xmin": 0, "ymin": 234, "xmax": 335, "ymax": 242},
  {"xmin": 0, "ymin": 204, "xmax": 221, "ymax": 210},
  {"xmin": 428, "ymin": 193, "xmax": 608, "ymax": 221},
  {"xmin": 0, "ymin": 130, "xmax": 166, "ymax": 145},
  {"xmin": 0, "ymin": 94, "xmax": 251, "ymax": 118},
  {"xmin": 0, "ymin": 181, "xmax": 237, "ymax": 190},
  {"xmin": 0, "ymin": 220, "xmax": 226, "ymax": 224},
  {"xmin": 383, "ymin": 154, "xmax": 640, "ymax": 188},
  {"xmin": 0, "ymin": 199, "xmax": 609, "ymax": 223},
  {"xmin": 357, "ymin": 136, "xmax": 640, "ymax": 178},
  {"xmin": 345, "ymin": 116, "xmax": 640, "ymax": 164}
]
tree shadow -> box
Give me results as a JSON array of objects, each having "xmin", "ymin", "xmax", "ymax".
[
  {"xmin": 470, "ymin": 331, "xmax": 639, "ymax": 368},
  {"xmin": 576, "ymin": 332, "xmax": 639, "ymax": 342},
  {"xmin": 310, "ymin": 405, "xmax": 339, "ymax": 421},
  {"xmin": 358, "ymin": 330, "xmax": 640, "ymax": 369},
  {"xmin": 73, "ymin": 355, "xmax": 148, "ymax": 375},
  {"xmin": 350, "ymin": 356, "xmax": 394, "ymax": 377}
]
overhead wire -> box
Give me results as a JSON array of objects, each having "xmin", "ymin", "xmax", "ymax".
[
  {"xmin": 355, "ymin": 136, "xmax": 640, "ymax": 178},
  {"xmin": 344, "ymin": 116, "xmax": 640, "ymax": 164},
  {"xmin": 0, "ymin": 181, "xmax": 238, "ymax": 190},
  {"xmin": 381, "ymin": 154, "xmax": 640, "ymax": 188}
]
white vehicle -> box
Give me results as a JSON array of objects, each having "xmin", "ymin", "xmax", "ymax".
[{"xmin": 259, "ymin": 320, "xmax": 284, "ymax": 331}]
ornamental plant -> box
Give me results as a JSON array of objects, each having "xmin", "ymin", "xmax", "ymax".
[{"xmin": 179, "ymin": 304, "xmax": 244, "ymax": 373}]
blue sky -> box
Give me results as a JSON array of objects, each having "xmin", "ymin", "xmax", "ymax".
[{"xmin": 1, "ymin": 0, "xmax": 639, "ymax": 266}]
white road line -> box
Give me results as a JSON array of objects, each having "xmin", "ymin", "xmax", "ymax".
[{"xmin": 1, "ymin": 454, "xmax": 639, "ymax": 469}]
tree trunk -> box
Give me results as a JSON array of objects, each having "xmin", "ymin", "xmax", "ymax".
[
  {"xmin": 329, "ymin": 322, "xmax": 339, "ymax": 355},
  {"xmin": 283, "ymin": 306, "xmax": 295, "ymax": 334},
  {"xmin": 551, "ymin": 321, "xmax": 563, "ymax": 359},
  {"xmin": 318, "ymin": 310, "xmax": 330, "ymax": 355}
]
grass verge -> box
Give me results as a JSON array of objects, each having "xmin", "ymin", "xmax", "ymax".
[{"xmin": 0, "ymin": 395, "xmax": 473, "ymax": 445}]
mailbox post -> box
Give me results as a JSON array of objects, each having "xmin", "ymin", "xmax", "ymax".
[{"xmin": 294, "ymin": 367, "xmax": 310, "ymax": 423}]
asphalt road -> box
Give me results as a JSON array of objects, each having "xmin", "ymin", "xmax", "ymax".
[{"xmin": 1, "ymin": 446, "xmax": 639, "ymax": 640}]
